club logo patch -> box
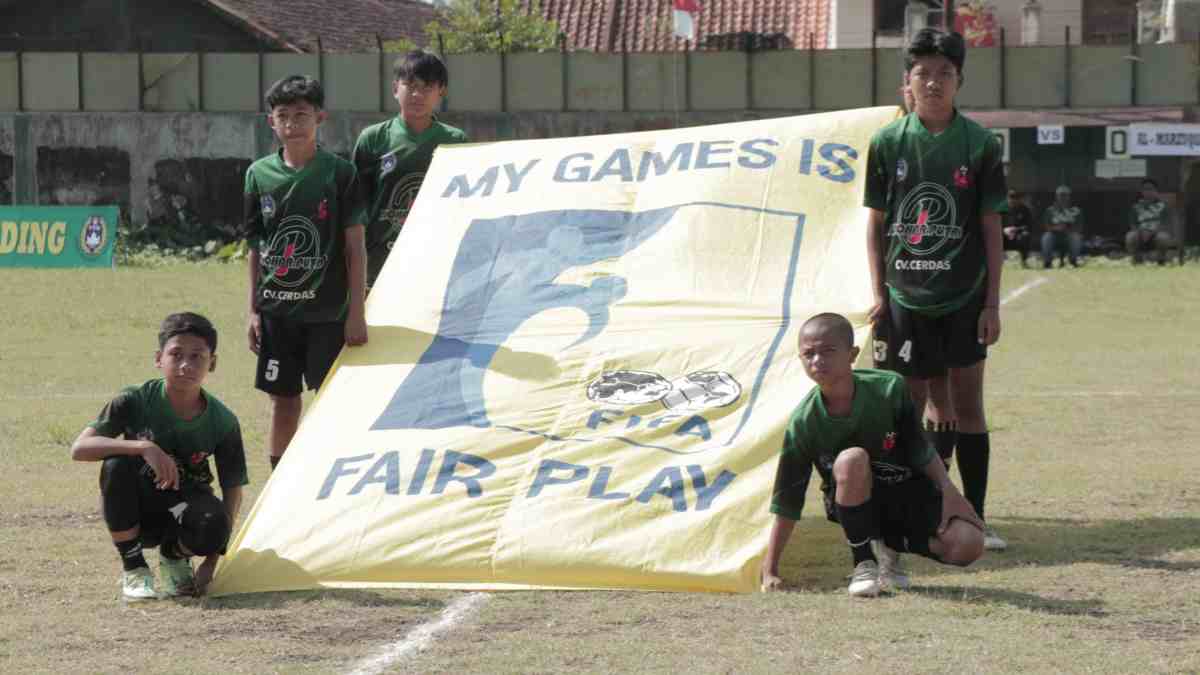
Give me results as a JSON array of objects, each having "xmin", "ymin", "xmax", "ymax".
[
  {"xmin": 79, "ymin": 215, "xmax": 108, "ymax": 257},
  {"xmin": 381, "ymin": 152, "xmax": 398, "ymax": 178},
  {"xmin": 261, "ymin": 195, "xmax": 276, "ymax": 217},
  {"xmin": 896, "ymin": 159, "xmax": 908, "ymax": 182},
  {"xmin": 261, "ymin": 216, "xmax": 328, "ymax": 289},
  {"xmin": 954, "ymin": 165, "xmax": 970, "ymax": 189}
]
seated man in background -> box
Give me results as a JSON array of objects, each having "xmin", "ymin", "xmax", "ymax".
[
  {"xmin": 1040, "ymin": 185, "xmax": 1083, "ymax": 268},
  {"xmin": 1126, "ymin": 178, "xmax": 1177, "ymax": 265},
  {"xmin": 1002, "ymin": 190, "xmax": 1033, "ymax": 268}
]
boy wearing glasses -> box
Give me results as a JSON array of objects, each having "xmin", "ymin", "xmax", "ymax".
[
  {"xmin": 353, "ymin": 50, "xmax": 468, "ymax": 287},
  {"xmin": 243, "ymin": 75, "xmax": 368, "ymax": 470},
  {"xmin": 864, "ymin": 29, "xmax": 1009, "ymax": 564}
]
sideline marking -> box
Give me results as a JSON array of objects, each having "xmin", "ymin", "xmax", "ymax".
[
  {"xmin": 347, "ymin": 592, "xmax": 489, "ymax": 675},
  {"xmin": 1000, "ymin": 276, "xmax": 1048, "ymax": 306}
]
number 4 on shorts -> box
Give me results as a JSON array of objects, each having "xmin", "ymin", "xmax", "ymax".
[{"xmin": 897, "ymin": 340, "xmax": 913, "ymax": 363}]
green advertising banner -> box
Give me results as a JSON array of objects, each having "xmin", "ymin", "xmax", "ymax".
[{"xmin": 0, "ymin": 206, "xmax": 117, "ymax": 268}]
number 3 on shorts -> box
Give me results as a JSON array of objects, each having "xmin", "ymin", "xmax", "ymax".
[
  {"xmin": 897, "ymin": 339, "xmax": 913, "ymax": 363},
  {"xmin": 265, "ymin": 358, "xmax": 280, "ymax": 382}
]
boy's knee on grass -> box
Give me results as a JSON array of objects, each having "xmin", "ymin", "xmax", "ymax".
[{"xmin": 938, "ymin": 519, "xmax": 984, "ymax": 566}]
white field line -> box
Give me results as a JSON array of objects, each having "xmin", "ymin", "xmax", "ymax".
[
  {"xmin": 346, "ymin": 592, "xmax": 489, "ymax": 675},
  {"xmin": 1000, "ymin": 276, "xmax": 1049, "ymax": 307}
]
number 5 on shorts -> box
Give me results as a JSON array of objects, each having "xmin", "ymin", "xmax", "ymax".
[
  {"xmin": 897, "ymin": 340, "xmax": 913, "ymax": 363},
  {"xmin": 265, "ymin": 359, "xmax": 280, "ymax": 382}
]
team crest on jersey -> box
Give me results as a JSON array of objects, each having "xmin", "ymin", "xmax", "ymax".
[
  {"xmin": 261, "ymin": 195, "xmax": 276, "ymax": 217},
  {"xmin": 887, "ymin": 181, "xmax": 963, "ymax": 256},
  {"xmin": 79, "ymin": 215, "xmax": 108, "ymax": 257},
  {"xmin": 954, "ymin": 165, "xmax": 970, "ymax": 189},
  {"xmin": 380, "ymin": 152, "xmax": 398, "ymax": 178},
  {"xmin": 882, "ymin": 431, "xmax": 897, "ymax": 453},
  {"xmin": 317, "ymin": 198, "xmax": 329, "ymax": 222},
  {"xmin": 896, "ymin": 159, "xmax": 908, "ymax": 182}
]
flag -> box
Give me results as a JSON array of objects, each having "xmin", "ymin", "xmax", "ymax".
[
  {"xmin": 209, "ymin": 106, "xmax": 902, "ymax": 596},
  {"xmin": 672, "ymin": 0, "xmax": 700, "ymax": 41}
]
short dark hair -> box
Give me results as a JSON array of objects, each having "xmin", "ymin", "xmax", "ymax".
[
  {"xmin": 1142, "ymin": 178, "xmax": 1159, "ymax": 189},
  {"xmin": 905, "ymin": 29, "xmax": 966, "ymax": 74},
  {"xmin": 800, "ymin": 313, "xmax": 855, "ymax": 349},
  {"xmin": 159, "ymin": 312, "xmax": 218, "ymax": 353},
  {"xmin": 265, "ymin": 75, "xmax": 325, "ymax": 111},
  {"xmin": 393, "ymin": 50, "xmax": 449, "ymax": 86}
]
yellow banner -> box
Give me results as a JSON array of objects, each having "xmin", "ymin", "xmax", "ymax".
[{"xmin": 212, "ymin": 107, "xmax": 898, "ymax": 595}]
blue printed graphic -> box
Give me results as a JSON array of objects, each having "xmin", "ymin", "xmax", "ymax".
[{"xmin": 372, "ymin": 207, "xmax": 680, "ymax": 430}]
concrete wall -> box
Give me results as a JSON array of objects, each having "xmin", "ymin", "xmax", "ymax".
[{"xmin": 0, "ymin": 47, "xmax": 1194, "ymax": 113}]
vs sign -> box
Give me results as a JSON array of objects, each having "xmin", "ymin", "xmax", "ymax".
[{"xmin": 1037, "ymin": 125, "xmax": 1065, "ymax": 145}]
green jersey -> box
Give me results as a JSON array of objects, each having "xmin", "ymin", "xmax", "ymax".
[
  {"xmin": 864, "ymin": 112, "xmax": 1007, "ymax": 316},
  {"xmin": 1130, "ymin": 197, "xmax": 1172, "ymax": 232},
  {"xmin": 770, "ymin": 370, "xmax": 934, "ymax": 520},
  {"xmin": 352, "ymin": 117, "xmax": 468, "ymax": 285},
  {"xmin": 243, "ymin": 148, "xmax": 364, "ymax": 322},
  {"xmin": 1042, "ymin": 204, "xmax": 1083, "ymax": 231},
  {"xmin": 89, "ymin": 379, "xmax": 248, "ymax": 490}
]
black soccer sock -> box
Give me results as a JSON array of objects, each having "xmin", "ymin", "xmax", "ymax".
[
  {"xmin": 956, "ymin": 432, "xmax": 991, "ymax": 520},
  {"xmin": 923, "ymin": 419, "xmax": 958, "ymax": 467},
  {"xmin": 115, "ymin": 538, "xmax": 148, "ymax": 572},
  {"xmin": 269, "ymin": 455, "xmax": 281, "ymax": 470},
  {"xmin": 836, "ymin": 500, "xmax": 879, "ymax": 566}
]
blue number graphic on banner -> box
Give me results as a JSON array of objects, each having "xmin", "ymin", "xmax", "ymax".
[{"xmin": 372, "ymin": 207, "xmax": 679, "ymax": 430}]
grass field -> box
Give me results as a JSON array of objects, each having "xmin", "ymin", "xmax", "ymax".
[{"xmin": 2, "ymin": 259, "xmax": 1198, "ymax": 674}]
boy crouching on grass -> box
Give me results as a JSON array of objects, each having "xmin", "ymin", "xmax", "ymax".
[
  {"xmin": 761, "ymin": 313, "xmax": 983, "ymax": 597},
  {"xmin": 71, "ymin": 312, "xmax": 247, "ymax": 600}
]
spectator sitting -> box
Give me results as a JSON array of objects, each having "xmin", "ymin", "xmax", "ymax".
[
  {"xmin": 1002, "ymin": 189, "xmax": 1033, "ymax": 268},
  {"xmin": 1126, "ymin": 178, "xmax": 1177, "ymax": 265},
  {"xmin": 1040, "ymin": 185, "xmax": 1083, "ymax": 268}
]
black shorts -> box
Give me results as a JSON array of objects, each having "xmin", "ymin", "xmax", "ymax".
[
  {"xmin": 99, "ymin": 457, "xmax": 228, "ymax": 554},
  {"xmin": 872, "ymin": 292, "xmax": 987, "ymax": 378},
  {"xmin": 823, "ymin": 478, "xmax": 943, "ymax": 560},
  {"xmin": 256, "ymin": 314, "xmax": 344, "ymax": 396}
]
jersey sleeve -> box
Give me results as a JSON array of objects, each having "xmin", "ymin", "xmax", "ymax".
[
  {"xmin": 88, "ymin": 388, "xmax": 138, "ymax": 438},
  {"xmin": 863, "ymin": 132, "xmax": 889, "ymax": 211},
  {"xmin": 894, "ymin": 379, "xmax": 935, "ymax": 470},
  {"xmin": 769, "ymin": 423, "xmax": 815, "ymax": 520},
  {"xmin": 242, "ymin": 168, "xmax": 264, "ymax": 246},
  {"xmin": 213, "ymin": 419, "xmax": 250, "ymax": 489},
  {"xmin": 351, "ymin": 128, "xmax": 377, "ymax": 223},
  {"xmin": 978, "ymin": 133, "xmax": 1008, "ymax": 215},
  {"xmin": 340, "ymin": 162, "xmax": 367, "ymax": 229}
]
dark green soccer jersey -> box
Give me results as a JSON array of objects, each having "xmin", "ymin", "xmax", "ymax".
[
  {"xmin": 352, "ymin": 117, "xmax": 467, "ymax": 285},
  {"xmin": 864, "ymin": 112, "xmax": 1008, "ymax": 316},
  {"xmin": 1130, "ymin": 197, "xmax": 1172, "ymax": 232},
  {"xmin": 89, "ymin": 379, "xmax": 248, "ymax": 490},
  {"xmin": 243, "ymin": 148, "xmax": 365, "ymax": 322},
  {"xmin": 769, "ymin": 369, "xmax": 934, "ymax": 520}
]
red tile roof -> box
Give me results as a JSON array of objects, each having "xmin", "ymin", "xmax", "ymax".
[
  {"xmin": 198, "ymin": 0, "xmax": 440, "ymax": 53},
  {"xmin": 534, "ymin": 0, "xmax": 830, "ymax": 52}
]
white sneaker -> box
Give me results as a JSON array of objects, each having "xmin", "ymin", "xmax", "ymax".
[
  {"xmin": 122, "ymin": 566, "xmax": 158, "ymax": 601},
  {"xmin": 847, "ymin": 560, "xmax": 881, "ymax": 597},
  {"xmin": 984, "ymin": 526, "xmax": 1008, "ymax": 551},
  {"xmin": 872, "ymin": 540, "xmax": 911, "ymax": 591}
]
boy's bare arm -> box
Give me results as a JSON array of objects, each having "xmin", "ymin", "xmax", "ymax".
[
  {"xmin": 979, "ymin": 211, "xmax": 1003, "ymax": 346},
  {"xmin": 194, "ymin": 484, "xmax": 244, "ymax": 595},
  {"xmin": 69, "ymin": 427, "xmax": 179, "ymax": 490},
  {"xmin": 344, "ymin": 224, "xmax": 368, "ymax": 346},
  {"xmin": 247, "ymin": 248, "xmax": 262, "ymax": 354},
  {"xmin": 866, "ymin": 208, "xmax": 887, "ymax": 323},
  {"xmin": 761, "ymin": 514, "xmax": 796, "ymax": 591}
]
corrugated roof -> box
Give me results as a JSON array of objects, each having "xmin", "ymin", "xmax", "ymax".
[
  {"xmin": 197, "ymin": 0, "xmax": 439, "ymax": 53},
  {"xmin": 534, "ymin": 0, "xmax": 830, "ymax": 52}
]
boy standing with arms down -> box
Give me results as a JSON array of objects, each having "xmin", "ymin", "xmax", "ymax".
[
  {"xmin": 245, "ymin": 76, "xmax": 368, "ymax": 470},
  {"xmin": 353, "ymin": 50, "xmax": 467, "ymax": 287},
  {"xmin": 762, "ymin": 314, "xmax": 983, "ymax": 596},
  {"xmin": 864, "ymin": 29, "xmax": 1009, "ymax": 551},
  {"xmin": 71, "ymin": 313, "xmax": 247, "ymax": 600}
]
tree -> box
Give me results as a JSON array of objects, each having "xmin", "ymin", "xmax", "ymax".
[{"xmin": 426, "ymin": 0, "xmax": 561, "ymax": 53}]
